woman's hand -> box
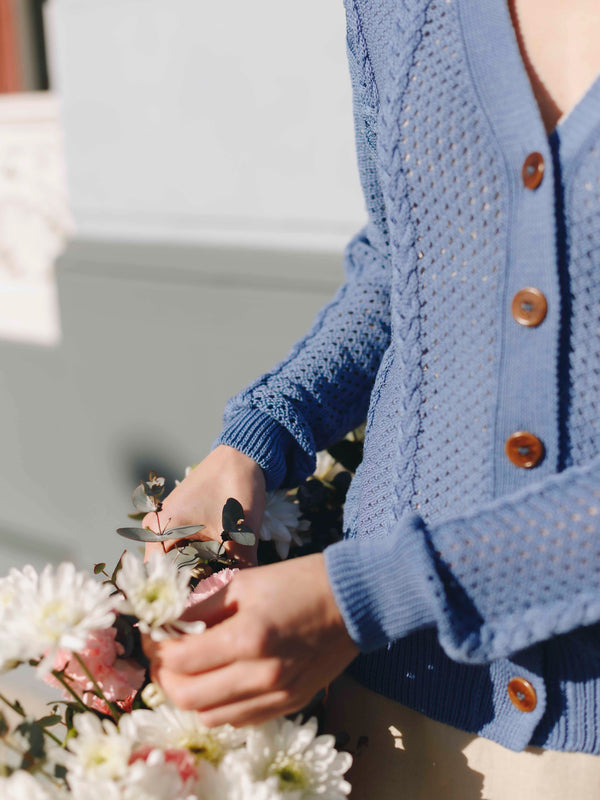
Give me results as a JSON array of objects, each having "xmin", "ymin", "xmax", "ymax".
[
  {"xmin": 143, "ymin": 553, "xmax": 359, "ymax": 726},
  {"xmin": 144, "ymin": 445, "xmax": 266, "ymax": 567}
]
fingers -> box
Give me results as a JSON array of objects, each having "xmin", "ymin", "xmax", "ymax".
[
  {"xmin": 196, "ymin": 691, "xmax": 302, "ymax": 728},
  {"xmin": 147, "ymin": 615, "xmax": 247, "ymax": 676},
  {"xmin": 153, "ymin": 657, "xmax": 292, "ymax": 715},
  {"xmin": 180, "ymin": 582, "xmax": 237, "ymax": 627}
]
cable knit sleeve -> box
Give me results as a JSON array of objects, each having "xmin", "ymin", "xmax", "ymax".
[
  {"xmin": 215, "ymin": 1, "xmax": 392, "ymax": 490},
  {"xmin": 326, "ymin": 454, "xmax": 600, "ymax": 664}
]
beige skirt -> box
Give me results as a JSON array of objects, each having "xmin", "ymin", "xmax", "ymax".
[{"xmin": 323, "ymin": 673, "xmax": 600, "ymax": 800}]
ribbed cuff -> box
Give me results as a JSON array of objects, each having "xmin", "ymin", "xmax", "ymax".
[
  {"xmin": 214, "ymin": 408, "xmax": 296, "ymax": 491},
  {"xmin": 324, "ymin": 514, "xmax": 438, "ymax": 652}
]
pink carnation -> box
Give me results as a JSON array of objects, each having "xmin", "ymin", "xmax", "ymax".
[
  {"xmin": 44, "ymin": 627, "xmax": 145, "ymax": 714},
  {"xmin": 185, "ymin": 568, "xmax": 238, "ymax": 612},
  {"xmin": 130, "ymin": 745, "xmax": 198, "ymax": 785}
]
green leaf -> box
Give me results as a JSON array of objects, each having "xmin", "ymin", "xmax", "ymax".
[
  {"xmin": 162, "ymin": 524, "xmax": 206, "ymax": 538},
  {"xmin": 228, "ymin": 529, "xmax": 256, "ymax": 546},
  {"xmin": 142, "ymin": 475, "xmax": 166, "ymax": 498},
  {"xmin": 0, "ymin": 711, "xmax": 8, "ymax": 737},
  {"xmin": 93, "ymin": 563, "xmax": 106, "ymax": 575},
  {"xmin": 131, "ymin": 483, "xmax": 156, "ymax": 513},
  {"xmin": 15, "ymin": 720, "xmax": 45, "ymax": 759},
  {"xmin": 55, "ymin": 764, "xmax": 67, "ymax": 780},
  {"xmin": 116, "ymin": 526, "xmax": 204, "ymax": 543},
  {"xmin": 36, "ymin": 714, "xmax": 61, "ymax": 728},
  {"xmin": 181, "ymin": 540, "xmax": 223, "ymax": 561},
  {"xmin": 111, "ymin": 552, "xmax": 126, "ymax": 584},
  {"xmin": 128, "ymin": 511, "xmax": 146, "ymax": 521},
  {"xmin": 222, "ymin": 498, "xmax": 245, "ymax": 532}
]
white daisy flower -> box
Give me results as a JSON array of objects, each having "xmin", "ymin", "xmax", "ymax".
[
  {"xmin": 121, "ymin": 748, "xmax": 196, "ymax": 800},
  {"xmin": 259, "ymin": 491, "xmax": 309, "ymax": 560},
  {"xmin": 313, "ymin": 451, "xmax": 338, "ymax": 481},
  {"xmin": 5, "ymin": 563, "xmax": 115, "ymax": 673},
  {"xmin": 140, "ymin": 682, "xmax": 166, "ymax": 709},
  {"xmin": 0, "ymin": 565, "xmax": 38, "ymax": 615},
  {"xmin": 62, "ymin": 713, "xmax": 133, "ymax": 781},
  {"xmin": 68, "ymin": 759, "xmax": 194, "ymax": 800},
  {"xmin": 232, "ymin": 716, "xmax": 352, "ymax": 800},
  {"xmin": 0, "ymin": 770, "xmax": 56, "ymax": 800},
  {"xmin": 115, "ymin": 552, "xmax": 205, "ymax": 641},
  {"xmin": 123, "ymin": 705, "xmax": 246, "ymax": 766},
  {"xmin": 62, "ymin": 778, "xmax": 120, "ymax": 800}
]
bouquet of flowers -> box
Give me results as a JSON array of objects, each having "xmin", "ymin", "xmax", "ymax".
[{"xmin": 0, "ymin": 434, "xmax": 363, "ymax": 799}]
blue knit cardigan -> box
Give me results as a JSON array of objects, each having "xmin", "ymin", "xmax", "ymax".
[{"xmin": 217, "ymin": 0, "xmax": 600, "ymax": 753}]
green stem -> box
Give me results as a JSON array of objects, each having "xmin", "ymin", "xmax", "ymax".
[
  {"xmin": 72, "ymin": 654, "xmax": 122, "ymax": 722},
  {"xmin": 0, "ymin": 691, "xmax": 62, "ymax": 747},
  {"xmin": 50, "ymin": 671, "xmax": 87, "ymax": 714},
  {"xmin": 2, "ymin": 737, "xmax": 64, "ymax": 787}
]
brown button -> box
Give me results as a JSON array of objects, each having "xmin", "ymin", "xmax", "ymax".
[
  {"xmin": 508, "ymin": 677, "xmax": 537, "ymax": 712},
  {"xmin": 505, "ymin": 431, "xmax": 544, "ymax": 469},
  {"xmin": 522, "ymin": 152, "xmax": 544, "ymax": 189},
  {"xmin": 511, "ymin": 287, "xmax": 548, "ymax": 327}
]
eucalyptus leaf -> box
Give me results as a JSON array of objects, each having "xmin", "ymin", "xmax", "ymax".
[
  {"xmin": 111, "ymin": 552, "xmax": 125, "ymax": 584},
  {"xmin": 163, "ymin": 524, "xmax": 206, "ymax": 538},
  {"xmin": 228, "ymin": 530, "xmax": 256, "ymax": 546},
  {"xmin": 222, "ymin": 497, "xmax": 245, "ymax": 532},
  {"xmin": 93, "ymin": 563, "xmax": 106, "ymax": 575},
  {"xmin": 131, "ymin": 483, "xmax": 156, "ymax": 513},
  {"xmin": 16, "ymin": 720, "xmax": 45, "ymax": 759},
  {"xmin": 128, "ymin": 511, "xmax": 146, "ymax": 521},
  {"xmin": 179, "ymin": 540, "xmax": 223, "ymax": 560},
  {"xmin": 37, "ymin": 714, "xmax": 61, "ymax": 729},
  {"xmin": 116, "ymin": 526, "xmax": 204, "ymax": 543},
  {"xmin": 143, "ymin": 474, "xmax": 166, "ymax": 498}
]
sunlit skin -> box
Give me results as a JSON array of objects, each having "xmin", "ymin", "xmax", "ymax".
[
  {"xmin": 143, "ymin": 1, "xmax": 600, "ymax": 727},
  {"xmin": 507, "ymin": 0, "xmax": 600, "ymax": 134}
]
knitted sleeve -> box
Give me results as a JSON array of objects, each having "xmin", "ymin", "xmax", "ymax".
[
  {"xmin": 325, "ymin": 454, "xmax": 600, "ymax": 664},
  {"xmin": 215, "ymin": 1, "xmax": 392, "ymax": 490}
]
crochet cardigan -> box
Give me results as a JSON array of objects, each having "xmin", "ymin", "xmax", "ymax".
[{"xmin": 216, "ymin": 0, "xmax": 600, "ymax": 753}]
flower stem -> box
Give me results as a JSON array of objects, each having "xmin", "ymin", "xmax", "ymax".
[
  {"xmin": 72, "ymin": 654, "xmax": 122, "ymax": 722},
  {"xmin": 2, "ymin": 736, "xmax": 64, "ymax": 787},
  {"xmin": 50, "ymin": 671, "xmax": 87, "ymax": 713},
  {"xmin": 0, "ymin": 691, "xmax": 62, "ymax": 746}
]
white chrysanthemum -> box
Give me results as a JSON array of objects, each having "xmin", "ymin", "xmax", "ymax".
[
  {"xmin": 115, "ymin": 552, "xmax": 205, "ymax": 641},
  {"xmin": 141, "ymin": 682, "xmax": 166, "ymax": 709},
  {"xmin": 313, "ymin": 451, "xmax": 338, "ymax": 481},
  {"xmin": 4, "ymin": 563, "xmax": 115, "ymax": 673},
  {"xmin": 0, "ymin": 771, "xmax": 57, "ymax": 800},
  {"xmin": 0, "ymin": 566, "xmax": 39, "ymax": 670},
  {"xmin": 0, "ymin": 565, "xmax": 38, "ymax": 616},
  {"xmin": 231, "ymin": 716, "xmax": 352, "ymax": 800},
  {"xmin": 62, "ymin": 778, "xmax": 120, "ymax": 800},
  {"xmin": 122, "ymin": 705, "xmax": 246, "ymax": 766},
  {"xmin": 259, "ymin": 491, "xmax": 309, "ymax": 560},
  {"xmin": 62, "ymin": 713, "xmax": 133, "ymax": 781},
  {"xmin": 68, "ymin": 757, "xmax": 195, "ymax": 800}
]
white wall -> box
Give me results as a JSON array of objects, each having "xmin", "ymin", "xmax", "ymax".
[{"xmin": 47, "ymin": 0, "xmax": 365, "ymax": 250}]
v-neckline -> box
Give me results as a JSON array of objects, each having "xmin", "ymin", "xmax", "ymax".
[
  {"xmin": 458, "ymin": 0, "xmax": 600, "ymax": 179},
  {"xmin": 506, "ymin": 0, "xmax": 600, "ymax": 139}
]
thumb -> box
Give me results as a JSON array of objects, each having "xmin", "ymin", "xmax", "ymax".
[{"xmin": 181, "ymin": 580, "xmax": 238, "ymax": 627}]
